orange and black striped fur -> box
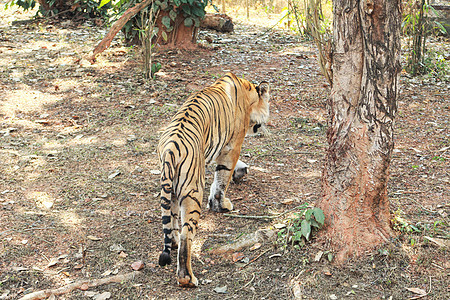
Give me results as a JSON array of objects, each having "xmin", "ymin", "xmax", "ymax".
[{"xmin": 157, "ymin": 73, "xmax": 270, "ymax": 287}]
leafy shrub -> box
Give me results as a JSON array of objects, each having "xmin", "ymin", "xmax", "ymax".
[
  {"xmin": 277, "ymin": 205, "xmax": 325, "ymax": 249},
  {"xmin": 402, "ymin": 0, "xmax": 448, "ymax": 77},
  {"xmin": 5, "ymin": 0, "xmax": 111, "ymax": 19},
  {"xmin": 102, "ymin": 0, "xmax": 212, "ymax": 44}
]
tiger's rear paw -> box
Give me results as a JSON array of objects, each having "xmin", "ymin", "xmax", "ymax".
[
  {"xmin": 177, "ymin": 274, "xmax": 198, "ymax": 287},
  {"xmin": 221, "ymin": 197, "xmax": 233, "ymax": 212},
  {"xmin": 158, "ymin": 251, "xmax": 171, "ymax": 266}
]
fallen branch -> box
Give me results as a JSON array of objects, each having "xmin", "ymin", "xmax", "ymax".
[
  {"xmin": 223, "ymin": 214, "xmax": 275, "ymax": 220},
  {"xmin": 224, "ymin": 204, "xmax": 309, "ymax": 220},
  {"xmin": 18, "ymin": 271, "xmax": 141, "ymax": 300},
  {"xmin": 210, "ymin": 229, "xmax": 276, "ymax": 254},
  {"xmin": 91, "ymin": 0, "xmax": 153, "ymax": 62}
]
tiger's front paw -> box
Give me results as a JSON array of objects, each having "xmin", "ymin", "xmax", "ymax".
[
  {"xmin": 221, "ymin": 197, "xmax": 233, "ymax": 212},
  {"xmin": 208, "ymin": 196, "xmax": 233, "ymax": 213}
]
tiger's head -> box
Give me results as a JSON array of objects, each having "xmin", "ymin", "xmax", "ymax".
[{"xmin": 249, "ymin": 80, "xmax": 270, "ymax": 136}]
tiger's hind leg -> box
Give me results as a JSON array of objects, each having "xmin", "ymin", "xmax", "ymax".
[
  {"xmin": 159, "ymin": 191, "xmax": 179, "ymax": 267},
  {"xmin": 208, "ymin": 149, "xmax": 240, "ymax": 212},
  {"xmin": 170, "ymin": 193, "xmax": 180, "ymax": 249},
  {"xmin": 176, "ymin": 184, "xmax": 202, "ymax": 287}
]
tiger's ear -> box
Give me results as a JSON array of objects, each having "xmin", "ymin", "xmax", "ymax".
[{"xmin": 257, "ymin": 82, "xmax": 270, "ymax": 101}]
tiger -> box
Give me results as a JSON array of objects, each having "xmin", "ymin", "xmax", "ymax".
[{"xmin": 157, "ymin": 72, "xmax": 270, "ymax": 287}]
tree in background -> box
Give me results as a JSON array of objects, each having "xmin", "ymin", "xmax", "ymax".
[
  {"xmin": 317, "ymin": 0, "xmax": 401, "ymax": 262},
  {"xmin": 102, "ymin": 0, "xmax": 210, "ymax": 47}
]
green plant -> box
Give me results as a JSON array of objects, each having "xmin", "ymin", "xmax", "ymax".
[
  {"xmin": 137, "ymin": 5, "xmax": 162, "ymax": 80},
  {"xmin": 432, "ymin": 155, "xmax": 446, "ymax": 161},
  {"xmin": 102, "ymin": 0, "xmax": 213, "ymax": 45},
  {"xmin": 277, "ymin": 205, "xmax": 325, "ymax": 249},
  {"xmin": 402, "ymin": 0, "xmax": 448, "ymax": 76},
  {"xmin": 392, "ymin": 209, "xmax": 421, "ymax": 233},
  {"xmin": 5, "ymin": 0, "xmax": 36, "ymax": 10},
  {"xmin": 5, "ymin": 0, "xmax": 111, "ymax": 19},
  {"xmin": 422, "ymin": 49, "xmax": 449, "ymax": 81}
]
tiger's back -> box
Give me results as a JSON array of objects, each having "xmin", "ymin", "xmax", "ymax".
[{"xmin": 157, "ymin": 73, "xmax": 270, "ymax": 287}]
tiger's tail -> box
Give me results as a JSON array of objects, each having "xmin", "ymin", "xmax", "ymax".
[{"xmin": 158, "ymin": 149, "xmax": 177, "ymax": 267}]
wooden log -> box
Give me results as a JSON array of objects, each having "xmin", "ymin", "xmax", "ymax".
[{"xmin": 200, "ymin": 13, "xmax": 234, "ymax": 33}]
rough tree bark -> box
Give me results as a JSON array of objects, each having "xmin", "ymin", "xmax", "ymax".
[
  {"xmin": 317, "ymin": 0, "xmax": 401, "ymax": 262},
  {"xmin": 154, "ymin": 11, "xmax": 198, "ymax": 48}
]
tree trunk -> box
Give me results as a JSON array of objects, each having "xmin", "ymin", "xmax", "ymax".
[
  {"xmin": 317, "ymin": 0, "xmax": 401, "ymax": 263},
  {"xmin": 154, "ymin": 11, "xmax": 198, "ymax": 48}
]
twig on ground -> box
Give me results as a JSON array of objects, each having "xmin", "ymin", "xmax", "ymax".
[
  {"xmin": 224, "ymin": 204, "xmax": 309, "ymax": 220},
  {"xmin": 407, "ymin": 197, "xmax": 437, "ymax": 213},
  {"xmin": 240, "ymin": 248, "xmax": 271, "ymax": 270},
  {"xmin": 238, "ymin": 273, "xmax": 256, "ymax": 290},
  {"xmin": 18, "ymin": 271, "xmax": 141, "ymax": 300}
]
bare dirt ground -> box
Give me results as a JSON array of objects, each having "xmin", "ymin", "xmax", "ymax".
[{"xmin": 1, "ymin": 5, "xmax": 449, "ymax": 300}]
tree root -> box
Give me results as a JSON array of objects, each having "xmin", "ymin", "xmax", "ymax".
[{"xmin": 18, "ymin": 271, "xmax": 141, "ymax": 300}]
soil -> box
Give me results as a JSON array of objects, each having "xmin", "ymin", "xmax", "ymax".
[{"xmin": 1, "ymin": 5, "xmax": 449, "ymax": 300}]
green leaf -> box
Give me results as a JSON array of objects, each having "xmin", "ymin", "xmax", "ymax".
[
  {"xmin": 161, "ymin": 16, "xmax": 172, "ymax": 29},
  {"xmin": 184, "ymin": 17, "xmax": 193, "ymax": 27},
  {"xmin": 312, "ymin": 207, "xmax": 325, "ymax": 226},
  {"xmin": 304, "ymin": 209, "xmax": 313, "ymax": 221},
  {"xmin": 433, "ymin": 21, "xmax": 447, "ymax": 34},
  {"xmin": 169, "ymin": 9, "xmax": 177, "ymax": 21},
  {"xmin": 310, "ymin": 218, "xmax": 321, "ymax": 228},
  {"xmin": 191, "ymin": 6, "xmax": 205, "ymax": 17},
  {"xmin": 293, "ymin": 231, "xmax": 303, "ymax": 242},
  {"xmin": 194, "ymin": 17, "xmax": 200, "ymax": 27},
  {"xmin": 151, "ymin": 62, "xmax": 162, "ymax": 78},
  {"xmin": 98, "ymin": 0, "xmax": 111, "ymax": 9},
  {"xmin": 173, "ymin": 0, "xmax": 181, "ymax": 6},
  {"xmin": 327, "ymin": 252, "xmax": 333, "ymax": 262},
  {"xmin": 161, "ymin": 30, "xmax": 168, "ymax": 42},
  {"xmin": 301, "ymin": 219, "xmax": 311, "ymax": 241},
  {"xmin": 182, "ymin": 5, "xmax": 191, "ymax": 15},
  {"xmin": 160, "ymin": 0, "xmax": 168, "ymax": 10}
]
